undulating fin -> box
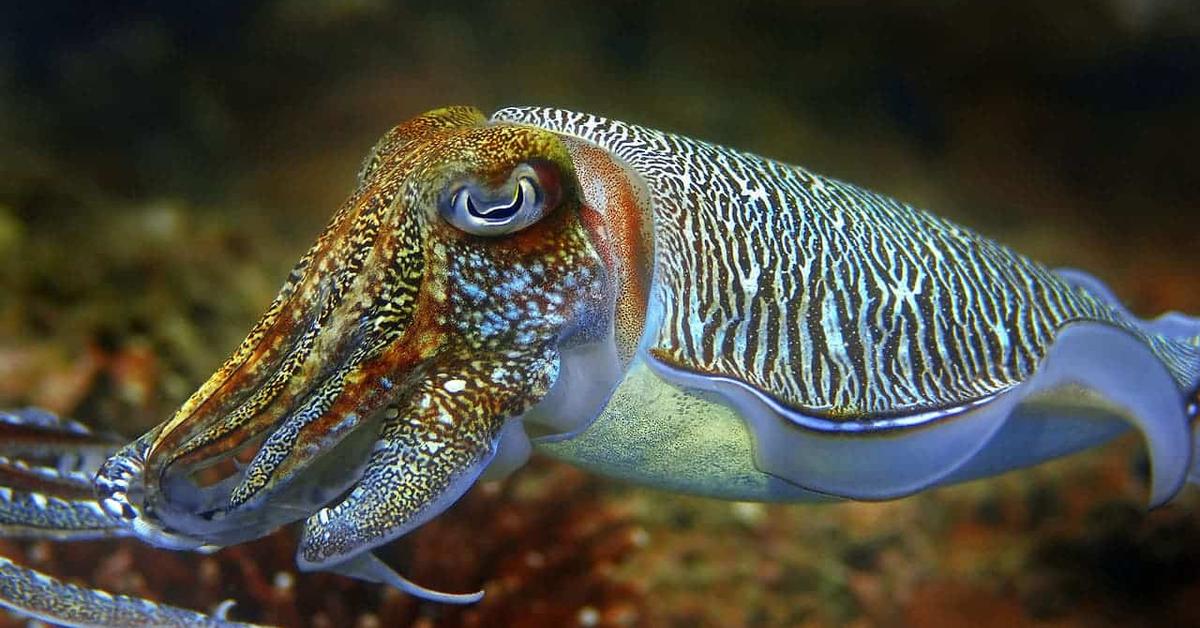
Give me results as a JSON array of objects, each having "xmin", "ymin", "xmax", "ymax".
[
  {"xmin": 1190, "ymin": 379, "xmax": 1200, "ymax": 485},
  {"xmin": 1052, "ymin": 270, "xmax": 1200, "ymax": 490},
  {"xmin": 0, "ymin": 556, "xmax": 264, "ymax": 628},
  {"xmin": 1055, "ymin": 268, "xmax": 1200, "ymax": 351}
]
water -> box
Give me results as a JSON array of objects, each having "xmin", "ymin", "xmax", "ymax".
[{"xmin": 1, "ymin": 2, "xmax": 1198, "ymax": 626}]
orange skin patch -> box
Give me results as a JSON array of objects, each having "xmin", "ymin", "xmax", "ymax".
[{"xmin": 563, "ymin": 138, "xmax": 654, "ymax": 363}]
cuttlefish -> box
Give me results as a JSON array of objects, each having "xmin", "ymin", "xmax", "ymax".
[{"xmin": 1, "ymin": 106, "xmax": 1198, "ymax": 626}]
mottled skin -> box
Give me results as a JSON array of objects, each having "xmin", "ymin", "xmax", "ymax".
[
  {"xmin": 122, "ymin": 106, "xmax": 609, "ymax": 566},
  {"xmin": 300, "ymin": 342, "xmax": 559, "ymax": 564},
  {"xmin": 0, "ymin": 107, "xmax": 615, "ymax": 625}
]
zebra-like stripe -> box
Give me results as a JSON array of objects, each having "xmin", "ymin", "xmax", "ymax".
[{"xmin": 494, "ymin": 107, "xmax": 1200, "ymax": 422}]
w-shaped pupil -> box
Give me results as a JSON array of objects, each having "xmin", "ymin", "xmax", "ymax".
[{"xmin": 467, "ymin": 184, "xmax": 523, "ymax": 222}]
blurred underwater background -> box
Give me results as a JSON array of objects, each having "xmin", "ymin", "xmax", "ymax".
[{"xmin": 1, "ymin": 1, "xmax": 1200, "ymax": 626}]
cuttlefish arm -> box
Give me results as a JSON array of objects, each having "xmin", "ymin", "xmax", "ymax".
[
  {"xmin": 297, "ymin": 342, "xmax": 558, "ymax": 602},
  {"xmin": 0, "ymin": 409, "xmax": 124, "ymax": 541}
]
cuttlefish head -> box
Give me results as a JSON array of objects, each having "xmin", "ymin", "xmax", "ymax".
[{"xmin": 95, "ymin": 107, "xmax": 654, "ymax": 567}]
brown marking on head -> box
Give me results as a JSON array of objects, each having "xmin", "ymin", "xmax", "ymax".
[{"xmin": 131, "ymin": 107, "xmax": 626, "ymax": 538}]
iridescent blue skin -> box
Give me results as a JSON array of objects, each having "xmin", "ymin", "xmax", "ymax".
[{"xmin": 2, "ymin": 106, "xmax": 1199, "ymax": 627}]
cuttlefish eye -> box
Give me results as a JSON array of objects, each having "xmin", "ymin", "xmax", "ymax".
[{"xmin": 441, "ymin": 164, "xmax": 550, "ymax": 236}]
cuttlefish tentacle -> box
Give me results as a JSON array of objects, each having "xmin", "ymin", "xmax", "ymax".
[
  {"xmin": 0, "ymin": 409, "xmax": 124, "ymax": 541},
  {"xmin": 0, "ymin": 557, "xmax": 261, "ymax": 628}
]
